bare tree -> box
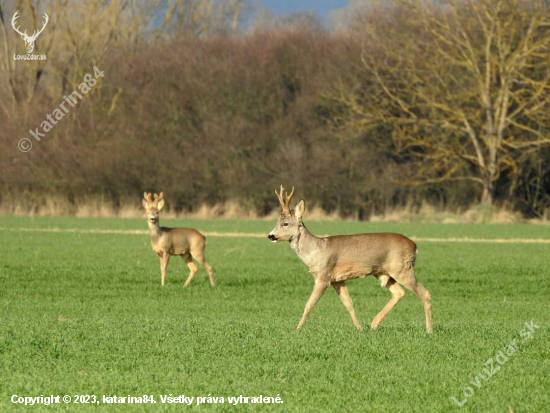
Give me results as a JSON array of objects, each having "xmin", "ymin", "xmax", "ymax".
[
  {"xmin": 0, "ymin": 0, "xmax": 66, "ymax": 110},
  {"xmin": 335, "ymin": 0, "xmax": 550, "ymax": 205},
  {"xmin": 156, "ymin": 0, "xmax": 246, "ymax": 38}
]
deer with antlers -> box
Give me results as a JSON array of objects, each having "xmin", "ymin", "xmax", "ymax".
[
  {"xmin": 142, "ymin": 192, "xmax": 215, "ymax": 287},
  {"xmin": 12, "ymin": 10, "xmax": 49, "ymax": 54},
  {"xmin": 268, "ymin": 186, "xmax": 433, "ymax": 333}
]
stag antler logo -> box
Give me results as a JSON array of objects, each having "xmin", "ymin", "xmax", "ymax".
[{"xmin": 12, "ymin": 10, "xmax": 49, "ymax": 54}]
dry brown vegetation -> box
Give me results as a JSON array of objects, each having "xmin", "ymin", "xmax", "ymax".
[{"xmin": 1, "ymin": 0, "xmax": 549, "ymax": 220}]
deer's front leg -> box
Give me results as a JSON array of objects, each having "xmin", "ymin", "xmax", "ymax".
[
  {"xmin": 332, "ymin": 281, "xmax": 362, "ymax": 330},
  {"xmin": 296, "ymin": 280, "xmax": 329, "ymax": 330},
  {"xmin": 159, "ymin": 252, "xmax": 170, "ymax": 286}
]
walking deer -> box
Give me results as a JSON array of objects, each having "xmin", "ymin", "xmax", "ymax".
[
  {"xmin": 267, "ymin": 186, "xmax": 432, "ymax": 333},
  {"xmin": 142, "ymin": 192, "xmax": 215, "ymax": 287}
]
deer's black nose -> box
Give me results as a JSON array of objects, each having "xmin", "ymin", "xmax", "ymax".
[{"xmin": 268, "ymin": 234, "xmax": 276, "ymax": 241}]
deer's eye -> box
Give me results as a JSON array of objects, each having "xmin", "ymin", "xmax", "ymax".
[{"xmin": 283, "ymin": 223, "xmax": 289, "ymax": 227}]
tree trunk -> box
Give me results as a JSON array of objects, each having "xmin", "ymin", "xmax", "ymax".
[{"xmin": 481, "ymin": 179, "xmax": 494, "ymax": 205}]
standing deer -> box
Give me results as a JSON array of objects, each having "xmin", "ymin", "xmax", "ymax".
[
  {"xmin": 267, "ymin": 186, "xmax": 432, "ymax": 333},
  {"xmin": 142, "ymin": 192, "xmax": 215, "ymax": 287}
]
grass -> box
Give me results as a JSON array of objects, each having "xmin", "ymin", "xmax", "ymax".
[{"xmin": 0, "ymin": 216, "xmax": 549, "ymax": 412}]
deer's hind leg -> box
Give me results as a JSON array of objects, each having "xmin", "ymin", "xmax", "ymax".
[
  {"xmin": 371, "ymin": 277, "xmax": 405, "ymax": 330},
  {"xmin": 190, "ymin": 247, "xmax": 215, "ymax": 287},
  {"xmin": 182, "ymin": 253, "xmax": 198, "ymax": 287},
  {"xmin": 392, "ymin": 268, "xmax": 433, "ymax": 333}
]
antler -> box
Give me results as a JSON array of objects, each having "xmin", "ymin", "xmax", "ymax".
[
  {"xmin": 11, "ymin": 11, "xmax": 27, "ymax": 37},
  {"xmin": 30, "ymin": 13, "xmax": 49, "ymax": 40},
  {"xmin": 143, "ymin": 192, "xmax": 154, "ymax": 205},
  {"xmin": 11, "ymin": 11, "xmax": 49, "ymax": 40},
  {"xmin": 143, "ymin": 192, "xmax": 163, "ymax": 207},
  {"xmin": 274, "ymin": 185, "xmax": 295, "ymax": 214},
  {"xmin": 153, "ymin": 192, "xmax": 164, "ymax": 204}
]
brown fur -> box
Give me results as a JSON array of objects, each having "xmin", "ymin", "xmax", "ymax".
[
  {"xmin": 268, "ymin": 186, "xmax": 433, "ymax": 333},
  {"xmin": 142, "ymin": 192, "xmax": 215, "ymax": 287}
]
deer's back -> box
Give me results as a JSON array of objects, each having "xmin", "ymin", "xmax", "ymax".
[
  {"xmin": 155, "ymin": 227, "xmax": 205, "ymax": 255},
  {"xmin": 327, "ymin": 232, "xmax": 416, "ymax": 254},
  {"xmin": 323, "ymin": 232, "xmax": 417, "ymax": 280}
]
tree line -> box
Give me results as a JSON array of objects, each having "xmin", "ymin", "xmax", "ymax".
[{"xmin": 1, "ymin": 0, "xmax": 549, "ymax": 218}]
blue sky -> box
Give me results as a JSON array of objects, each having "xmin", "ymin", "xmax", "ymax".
[{"xmin": 260, "ymin": 0, "xmax": 350, "ymax": 20}]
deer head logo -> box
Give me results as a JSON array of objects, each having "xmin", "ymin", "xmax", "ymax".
[{"xmin": 11, "ymin": 10, "xmax": 49, "ymax": 54}]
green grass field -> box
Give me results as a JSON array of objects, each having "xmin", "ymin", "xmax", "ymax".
[{"xmin": 1, "ymin": 216, "xmax": 549, "ymax": 412}]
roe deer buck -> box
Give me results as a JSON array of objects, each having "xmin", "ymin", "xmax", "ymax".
[
  {"xmin": 267, "ymin": 186, "xmax": 432, "ymax": 333},
  {"xmin": 142, "ymin": 192, "xmax": 215, "ymax": 287}
]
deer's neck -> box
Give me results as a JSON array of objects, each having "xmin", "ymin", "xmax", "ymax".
[
  {"xmin": 290, "ymin": 225, "xmax": 323, "ymax": 269},
  {"xmin": 148, "ymin": 220, "xmax": 162, "ymax": 242}
]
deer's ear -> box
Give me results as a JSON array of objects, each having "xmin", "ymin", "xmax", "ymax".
[
  {"xmin": 157, "ymin": 199, "xmax": 165, "ymax": 211},
  {"xmin": 295, "ymin": 199, "xmax": 306, "ymax": 221},
  {"xmin": 142, "ymin": 199, "xmax": 149, "ymax": 210}
]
